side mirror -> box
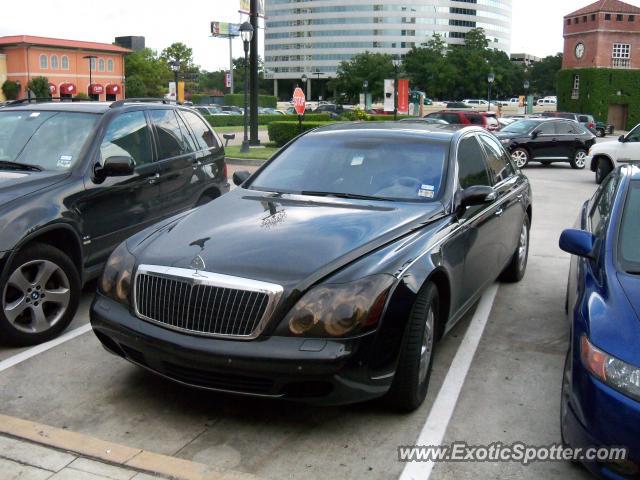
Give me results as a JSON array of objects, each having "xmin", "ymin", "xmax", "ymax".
[
  {"xmin": 619, "ymin": 135, "xmax": 626, "ymax": 143},
  {"xmin": 559, "ymin": 229, "xmax": 595, "ymax": 258},
  {"xmin": 95, "ymin": 156, "xmax": 134, "ymax": 179},
  {"xmin": 455, "ymin": 186, "xmax": 497, "ymax": 211},
  {"xmin": 233, "ymin": 170, "xmax": 251, "ymax": 186}
]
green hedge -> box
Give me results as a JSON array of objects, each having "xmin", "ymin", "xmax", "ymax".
[
  {"xmin": 557, "ymin": 68, "xmax": 640, "ymax": 130},
  {"xmin": 224, "ymin": 94, "xmax": 277, "ymax": 108},
  {"xmin": 268, "ymin": 121, "xmax": 335, "ymax": 147},
  {"xmin": 204, "ymin": 113, "xmax": 331, "ymax": 128}
]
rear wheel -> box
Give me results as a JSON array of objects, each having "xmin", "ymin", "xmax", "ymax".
[
  {"xmin": 595, "ymin": 158, "xmax": 612, "ymax": 185},
  {"xmin": 385, "ymin": 283, "xmax": 439, "ymax": 412},
  {"xmin": 500, "ymin": 216, "xmax": 530, "ymax": 283},
  {"xmin": 571, "ymin": 149, "xmax": 588, "ymax": 170},
  {"xmin": 511, "ymin": 148, "xmax": 529, "ymax": 169},
  {"xmin": 0, "ymin": 243, "xmax": 80, "ymax": 346},
  {"xmin": 596, "ymin": 129, "xmax": 605, "ymax": 138}
]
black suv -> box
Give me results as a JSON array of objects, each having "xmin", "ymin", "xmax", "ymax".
[
  {"xmin": 0, "ymin": 99, "xmax": 229, "ymax": 345},
  {"xmin": 494, "ymin": 118, "xmax": 596, "ymax": 169}
]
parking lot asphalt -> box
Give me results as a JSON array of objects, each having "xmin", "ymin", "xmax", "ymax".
[{"xmin": 0, "ymin": 141, "xmax": 612, "ymax": 480}]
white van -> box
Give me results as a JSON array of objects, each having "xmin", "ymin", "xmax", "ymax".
[{"xmin": 537, "ymin": 98, "xmax": 557, "ymax": 106}]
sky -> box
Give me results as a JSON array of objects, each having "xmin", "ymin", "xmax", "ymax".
[{"xmin": 0, "ymin": 0, "xmax": 627, "ymax": 71}]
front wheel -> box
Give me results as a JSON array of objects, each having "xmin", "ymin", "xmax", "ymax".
[
  {"xmin": 0, "ymin": 243, "xmax": 80, "ymax": 346},
  {"xmin": 511, "ymin": 148, "xmax": 529, "ymax": 169},
  {"xmin": 385, "ymin": 283, "xmax": 439, "ymax": 412},
  {"xmin": 596, "ymin": 129, "xmax": 605, "ymax": 138},
  {"xmin": 500, "ymin": 216, "xmax": 530, "ymax": 283},
  {"xmin": 571, "ymin": 149, "xmax": 587, "ymax": 170}
]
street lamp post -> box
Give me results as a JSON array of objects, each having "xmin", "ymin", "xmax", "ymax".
[
  {"xmin": 240, "ymin": 22, "xmax": 254, "ymax": 154},
  {"xmin": 83, "ymin": 55, "xmax": 97, "ymax": 100},
  {"xmin": 170, "ymin": 60, "xmax": 181, "ymax": 104},
  {"xmin": 523, "ymin": 80, "xmax": 531, "ymax": 115},
  {"xmin": 363, "ymin": 80, "xmax": 369, "ymax": 110},
  {"xmin": 392, "ymin": 57, "xmax": 401, "ymax": 121},
  {"xmin": 487, "ymin": 72, "xmax": 496, "ymax": 112}
]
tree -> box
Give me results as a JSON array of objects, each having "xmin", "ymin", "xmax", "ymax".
[
  {"xmin": 403, "ymin": 34, "xmax": 455, "ymax": 99},
  {"xmin": 124, "ymin": 48, "xmax": 172, "ymax": 97},
  {"xmin": 160, "ymin": 42, "xmax": 194, "ymax": 72},
  {"xmin": 1, "ymin": 80, "xmax": 19, "ymax": 100},
  {"xmin": 27, "ymin": 76, "xmax": 50, "ymax": 99},
  {"xmin": 529, "ymin": 54, "xmax": 563, "ymax": 97},
  {"xmin": 328, "ymin": 52, "xmax": 395, "ymax": 103}
]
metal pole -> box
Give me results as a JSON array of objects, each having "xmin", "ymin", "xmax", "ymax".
[
  {"xmin": 394, "ymin": 67, "xmax": 398, "ymax": 121},
  {"xmin": 487, "ymin": 83, "xmax": 492, "ymax": 112},
  {"xmin": 229, "ymin": 36, "xmax": 234, "ymax": 95},
  {"xmin": 174, "ymin": 70, "xmax": 179, "ymax": 104},
  {"xmin": 241, "ymin": 43, "xmax": 250, "ymax": 153},
  {"xmin": 249, "ymin": 0, "xmax": 260, "ymax": 146}
]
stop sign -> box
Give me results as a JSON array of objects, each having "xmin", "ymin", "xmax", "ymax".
[{"xmin": 293, "ymin": 87, "xmax": 306, "ymax": 115}]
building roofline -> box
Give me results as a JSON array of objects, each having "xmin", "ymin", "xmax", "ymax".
[{"xmin": 0, "ymin": 35, "xmax": 132, "ymax": 54}]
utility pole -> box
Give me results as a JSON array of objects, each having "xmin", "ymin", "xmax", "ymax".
[
  {"xmin": 229, "ymin": 37, "xmax": 234, "ymax": 95},
  {"xmin": 249, "ymin": 0, "xmax": 260, "ymax": 146}
]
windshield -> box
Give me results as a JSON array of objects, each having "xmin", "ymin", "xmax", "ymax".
[
  {"xmin": 249, "ymin": 132, "xmax": 448, "ymax": 202},
  {"xmin": 0, "ymin": 111, "xmax": 99, "ymax": 171},
  {"xmin": 619, "ymin": 181, "xmax": 640, "ymax": 273},
  {"xmin": 501, "ymin": 120, "xmax": 540, "ymax": 134}
]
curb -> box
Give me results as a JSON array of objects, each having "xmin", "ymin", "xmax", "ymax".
[
  {"xmin": 225, "ymin": 158, "xmax": 267, "ymax": 167},
  {"xmin": 0, "ymin": 414, "xmax": 257, "ymax": 480}
]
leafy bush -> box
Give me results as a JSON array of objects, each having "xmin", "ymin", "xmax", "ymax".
[
  {"xmin": 268, "ymin": 121, "xmax": 335, "ymax": 147},
  {"xmin": 27, "ymin": 76, "xmax": 51, "ymax": 99},
  {"xmin": 223, "ymin": 94, "xmax": 277, "ymax": 108},
  {"xmin": 1, "ymin": 80, "xmax": 19, "ymax": 100},
  {"xmin": 75, "ymin": 92, "xmax": 90, "ymax": 100},
  {"xmin": 367, "ymin": 114, "xmax": 409, "ymax": 121},
  {"xmin": 203, "ymin": 113, "xmax": 331, "ymax": 128},
  {"xmin": 340, "ymin": 108, "xmax": 370, "ymax": 121}
]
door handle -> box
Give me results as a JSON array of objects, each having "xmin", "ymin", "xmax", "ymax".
[
  {"xmin": 517, "ymin": 194, "xmax": 523, "ymax": 201},
  {"xmin": 148, "ymin": 173, "xmax": 160, "ymax": 184},
  {"xmin": 495, "ymin": 207, "xmax": 504, "ymax": 217}
]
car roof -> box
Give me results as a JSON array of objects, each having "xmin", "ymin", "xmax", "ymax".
[
  {"xmin": 625, "ymin": 165, "xmax": 640, "ymax": 180},
  {"xmin": 1, "ymin": 100, "xmax": 193, "ymax": 115},
  {"xmin": 309, "ymin": 121, "xmax": 481, "ymax": 141}
]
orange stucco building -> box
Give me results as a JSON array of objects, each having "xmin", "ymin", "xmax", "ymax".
[{"xmin": 0, "ymin": 35, "xmax": 131, "ymax": 101}]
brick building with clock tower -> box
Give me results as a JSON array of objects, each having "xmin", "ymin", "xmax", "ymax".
[{"xmin": 559, "ymin": 0, "xmax": 640, "ymax": 129}]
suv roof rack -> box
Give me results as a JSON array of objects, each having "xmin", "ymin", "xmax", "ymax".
[
  {"xmin": 110, "ymin": 98, "xmax": 175, "ymax": 109},
  {"xmin": 8, "ymin": 97, "xmax": 89, "ymax": 105}
]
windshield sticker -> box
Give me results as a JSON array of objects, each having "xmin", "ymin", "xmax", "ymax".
[
  {"xmin": 351, "ymin": 156, "xmax": 365, "ymax": 166},
  {"xmin": 418, "ymin": 188, "xmax": 435, "ymax": 199},
  {"xmin": 57, "ymin": 156, "xmax": 73, "ymax": 168},
  {"xmin": 421, "ymin": 184, "xmax": 435, "ymax": 191}
]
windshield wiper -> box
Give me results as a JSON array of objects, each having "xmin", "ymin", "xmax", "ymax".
[
  {"xmin": 0, "ymin": 160, "xmax": 42, "ymax": 172},
  {"xmin": 299, "ymin": 190, "xmax": 390, "ymax": 202}
]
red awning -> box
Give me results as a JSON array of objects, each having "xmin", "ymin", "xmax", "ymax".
[
  {"xmin": 48, "ymin": 83, "xmax": 56, "ymax": 94},
  {"xmin": 88, "ymin": 84, "xmax": 104, "ymax": 95},
  {"xmin": 105, "ymin": 84, "xmax": 120, "ymax": 95},
  {"xmin": 59, "ymin": 83, "xmax": 76, "ymax": 95}
]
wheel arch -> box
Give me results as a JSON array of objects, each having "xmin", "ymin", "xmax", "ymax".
[
  {"xmin": 198, "ymin": 186, "xmax": 222, "ymax": 203},
  {"xmin": 424, "ymin": 268, "xmax": 451, "ymax": 341},
  {"xmin": 590, "ymin": 154, "xmax": 614, "ymax": 173}
]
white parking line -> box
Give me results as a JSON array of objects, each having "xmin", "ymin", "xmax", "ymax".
[
  {"xmin": 0, "ymin": 323, "xmax": 92, "ymax": 373},
  {"xmin": 399, "ymin": 283, "xmax": 499, "ymax": 480}
]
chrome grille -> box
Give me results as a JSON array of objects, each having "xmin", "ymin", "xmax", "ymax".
[{"xmin": 133, "ymin": 265, "xmax": 282, "ymax": 339}]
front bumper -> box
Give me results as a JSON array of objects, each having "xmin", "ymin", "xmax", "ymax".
[{"xmin": 90, "ymin": 294, "xmax": 394, "ymax": 405}]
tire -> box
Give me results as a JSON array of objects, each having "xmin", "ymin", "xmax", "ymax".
[
  {"xmin": 595, "ymin": 158, "xmax": 612, "ymax": 185},
  {"xmin": 511, "ymin": 148, "xmax": 529, "ymax": 169},
  {"xmin": 571, "ymin": 149, "xmax": 588, "ymax": 170},
  {"xmin": 385, "ymin": 283, "xmax": 439, "ymax": 412},
  {"xmin": 500, "ymin": 216, "xmax": 530, "ymax": 283},
  {"xmin": 0, "ymin": 243, "xmax": 80, "ymax": 346},
  {"xmin": 560, "ymin": 347, "xmax": 572, "ymax": 447},
  {"xmin": 596, "ymin": 129, "xmax": 605, "ymax": 138}
]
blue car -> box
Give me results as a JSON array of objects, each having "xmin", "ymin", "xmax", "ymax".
[{"xmin": 560, "ymin": 165, "xmax": 640, "ymax": 478}]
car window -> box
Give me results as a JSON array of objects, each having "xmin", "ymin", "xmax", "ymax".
[
  {"xmin": 466, "ymin": 114, "xmax": 484, "ymax": 126},
  {"xmin": 589, "ymin": 174, "xmax": 618, "ymax": 237},
  {"xmin": 181, "ymin": 110, "xmax": 220, "ymax": 150},
  {"xmin": 578, "ymin": 115, "xmax": 589, "ymax": 123},
  {"xmin": 626, "ymin": 126, "xmax": 640, "ymax": 143},
  {"xmin": 457, "ymin": 135, "xmax": 491, "ymax": 189},
  {"xmin": 249, "ymin": 132, "xmax": 448, "ymax": 202},
  {"xmin": 619, "ymin": 181, "xmax": 640, "ymax": 272},
  {"xmin": 557, "ymin": 121, "xmax": 578, "ymax": 135},
  {"xmin": 149, "ymin": 109, "xmax": 194, "ymax": 160},
  {"xmin": 535, "ymin": 122, "xmax": 556, "ymax": 135},
  {"xmin": 478, "ymin": 134, "xmax": 515, "ymax": 183},
  {"xmin": 100, "ymin": 111, "xmax": 153, "ymax": 167}
]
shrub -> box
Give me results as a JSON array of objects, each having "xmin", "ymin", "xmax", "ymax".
[
  {"xmin": 203, "ymin": 113, "xmax": 331, "ymax": 128},
  {"xmin": 268, "ymin": 121, "xmax": 335, "ymax": 147},
  {"xmin": 340, "ymin": 108, "xmax": 370, "ymax": 121},
  {"xmin": 75, "ymin": 92, "xmax": 90, "ymax": 100},
  {"xmin": 27, "ymin": 76, "xmax": 50, "ymax": 99},
  {"xmin": 224, "ymin": 94, "xmax": 277, "ymax": 108},
  {"xmin": 1, "ymin": 80, "xmax": 19, "ymax": 100}
]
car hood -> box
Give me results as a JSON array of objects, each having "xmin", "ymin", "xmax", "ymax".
[
  {"xmin": 0, "ymin": 170, "xmax": 68, "ymax": 206},
  {"xmin": 133, "ymin": 188, "xmax": 445, "ymax": 290},
  {"xmin": 618, "ymin": 273, "xmax": 640, "ymax": 320}
]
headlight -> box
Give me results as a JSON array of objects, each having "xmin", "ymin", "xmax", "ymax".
[
  {"xmin": 278, "ymin": 274, "xmax": 395, "ymax": 338},
  {"xmin": 581, "ymin": 335, "xmax": 640, "ymax": 401},
  {"xmin": 99, "ymin": 242, "xmax": 136, "ymax": 306}
]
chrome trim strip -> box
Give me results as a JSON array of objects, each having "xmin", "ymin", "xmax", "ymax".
[{"xmin": 133, "ymin": 264, "xmax": 284, "ymax": 340}]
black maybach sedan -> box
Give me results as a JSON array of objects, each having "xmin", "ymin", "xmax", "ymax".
[{"xmin": 91, "ymin": 122, "xmax": 532, "ymax": 411}]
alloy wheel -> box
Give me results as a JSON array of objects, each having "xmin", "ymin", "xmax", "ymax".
[
  {"xmin": 574, "ymin": 151, "xmax": 587, "ymax": 169},
  {"xmin": 419, "ymin": 309, "xmax": 435, "ymax": 383},
  {"xmin": 512, "ymin": 150, "xmax": 528, "ymax": 168},
  {"xmin": 518, "ymin": 222, "xmax": 529, "ymax": 272},
  {"xmin": 2, "ymin": 259, "xmax": 71, "ymax": 334}
]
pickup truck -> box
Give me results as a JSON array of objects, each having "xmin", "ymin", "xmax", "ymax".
[{"xmin": 588, "ymin": 123, "xmax": 640, "ymax": 183}]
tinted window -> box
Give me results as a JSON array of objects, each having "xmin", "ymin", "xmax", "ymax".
[
  {"xmin": 619, "ymin": 181, "xmax": 640, "ymax": 272},
  {"xmin": 590, "ymin": 175, "xmax": 618, "ymax": 237},
  {"xmin": 430, "ymin": 113, "xmax": 460, "ymax": 124},
  {"xmin": 466, "ymin": 114, "xmax": 484, "ymax": 126},
  {"xmin": 0, "ymin": 111, "xmax": 98, "ymax": 171},
  {"xmin": 478, "ymin": 135, "xmax": 515, "ymax": 183},
  {"xmin": 557, "ymin": 121, "xmax": 579, "ymax": 135},
  {"xmin": 149, "ymin": 109, "xmax": 194, "ymax": 160},
  {"xmin": 578, "ymin": 115, "xmax": 589, "ymax": 122},
  {"xmin": 501, "ymin": 120, "xmax": 539, "ymax": 134},
  {"xmin": 458, "ymin": 136, "xmax": 491, "ymax": 188},
  {"xmin": 100, "ymin": 111, "xmax": 153, "ymax": 167},
  {"xmin": 535, "ymin": 122, "xmax": 556, "ymax": 135},
  {"xmin": 626, "ymin": 126, "xmax": 640, "ymax": 143},
  {"xmin": 250, "ymin": 132, "xmax": 447, "ymax": 202},
  {"xmin": 181, "ymin": 110, "xmax": 220, "ymax": 150}
]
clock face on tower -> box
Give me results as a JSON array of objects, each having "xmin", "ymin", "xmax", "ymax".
[{"xmin": 575, "ymin": 43, "xmax": 585, "ymax": 59}]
